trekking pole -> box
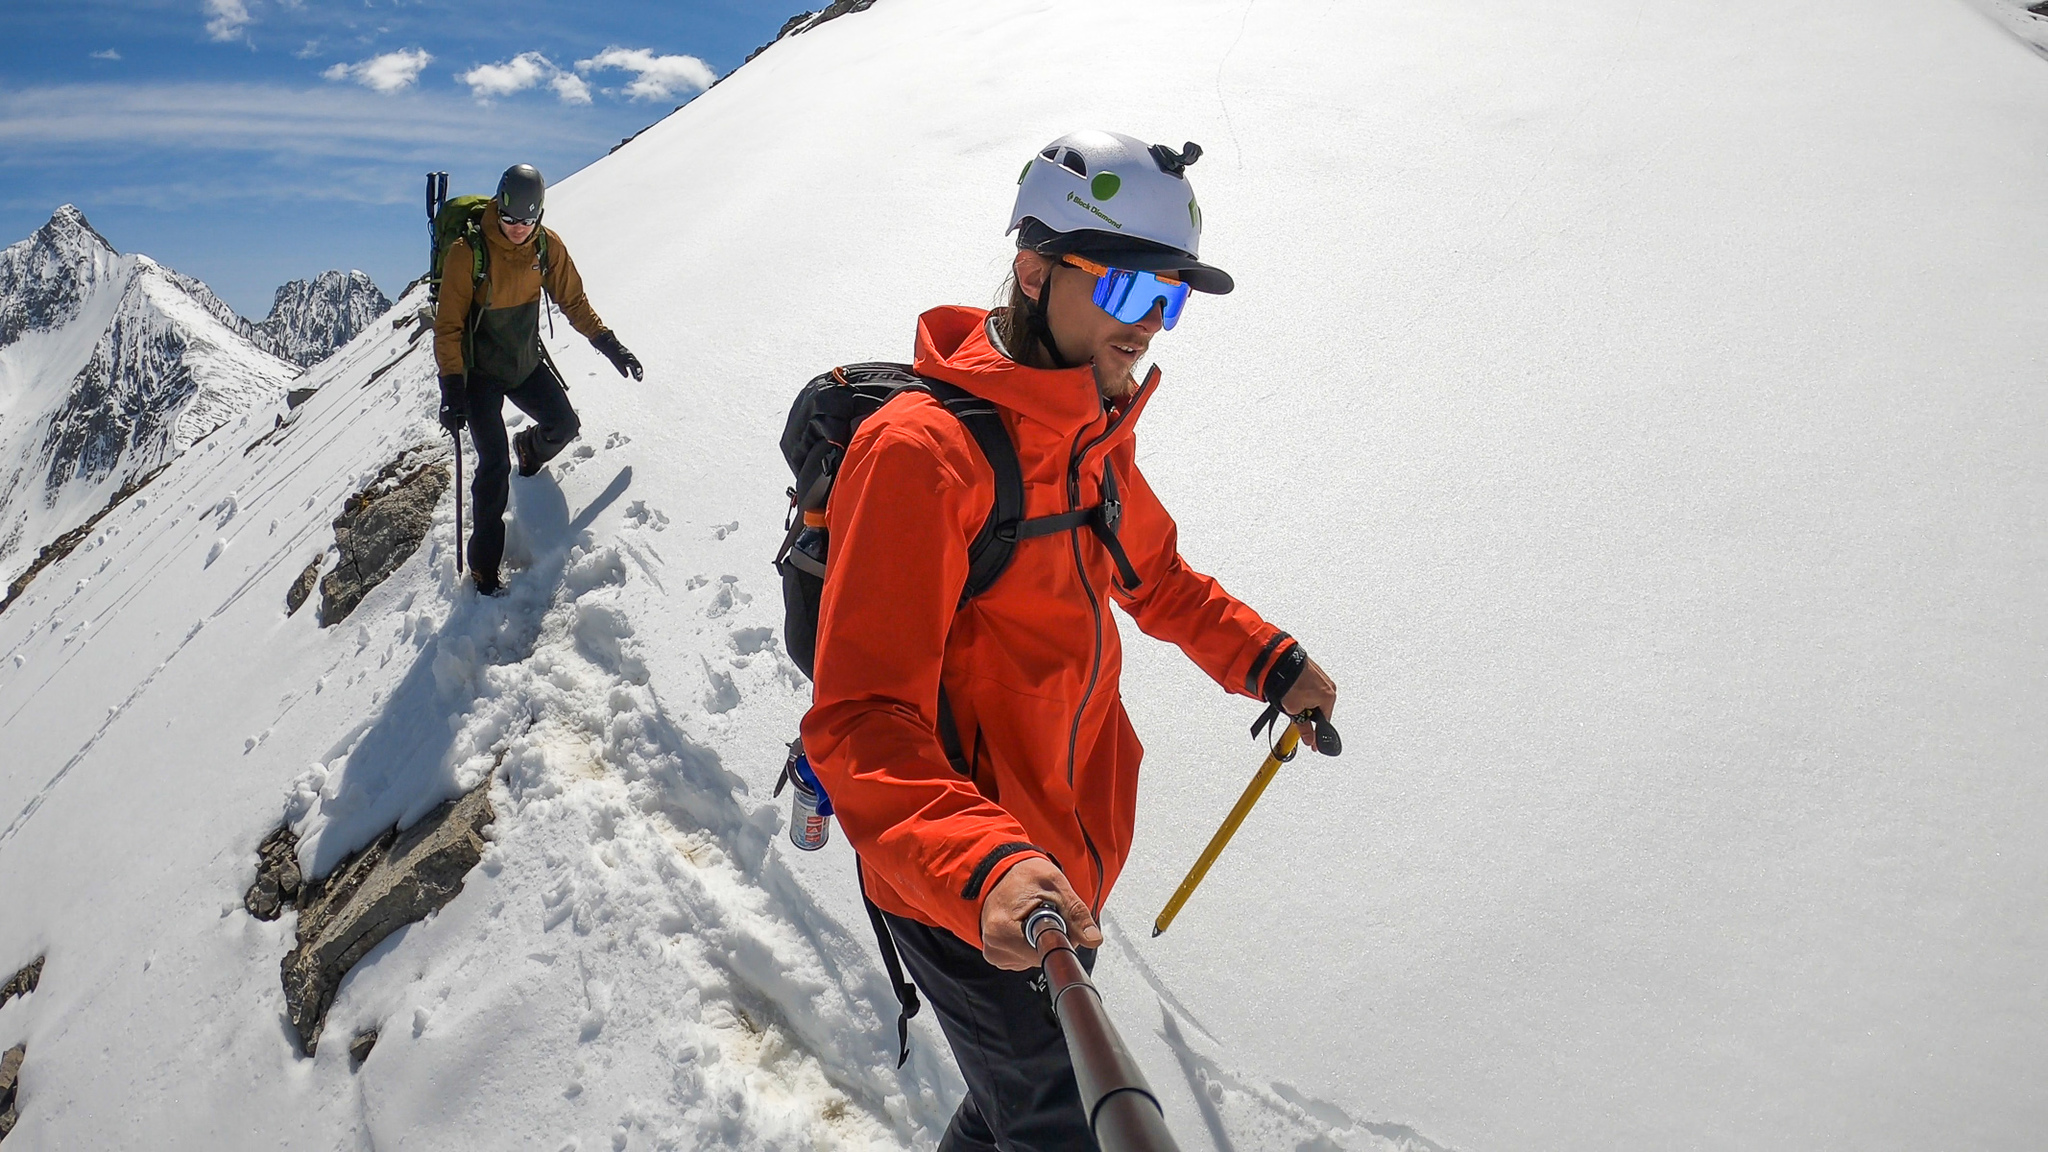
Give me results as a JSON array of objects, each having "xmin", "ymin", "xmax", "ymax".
[
  {"xmin": 451, "ymin": 427, "xmax": 465, "ymax": 573},
  {"xmin": 1025, "ymin": 905, "xmax": 1181, "ymax": 1152},
  {"xmin": 1152, "ymin": 708, "xmax": 1341, "ymax": 938}
]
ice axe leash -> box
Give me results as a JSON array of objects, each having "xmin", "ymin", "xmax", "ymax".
[
  {"xmin": 1151, "ymin": 706, "xmax": 1341, "ymax": 938},
  {"xmin": 1026, "ymin": 905, "xmax": 1182, "ymax": 1152}
]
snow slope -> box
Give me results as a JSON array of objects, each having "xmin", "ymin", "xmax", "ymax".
[{"xmin": 3, "ymin": 1, "xmax": 2047, "ymax": 1150}]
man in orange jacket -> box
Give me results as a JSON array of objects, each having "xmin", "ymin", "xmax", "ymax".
[{"xmin": 802, "ymin": 131, "xmax": 1338, "ymax": 1152}]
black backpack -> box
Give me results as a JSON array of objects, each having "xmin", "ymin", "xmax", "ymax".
[
  {"xmin": 771, "ymin": 360, "xmax": 1141, "ymax": 1065},
  {"xmin": 773, "ymin": 362, "xmax": 1141, "ymax": 684}
]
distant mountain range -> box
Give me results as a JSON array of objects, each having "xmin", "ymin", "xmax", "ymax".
[
  {"xmin": 246, "ymin": 270, "xmax": 391, "ymax": 369},
  {"xmin": 0, "ymin": 205, "xmax": 389, "ymax": 590}
]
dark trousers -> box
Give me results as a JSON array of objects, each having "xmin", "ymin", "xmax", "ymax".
[
  {"xmin": 464, "ymin": 361, "xmax": 578, "ymax": 578},
  {"xmin": 883, "ymin": 911, "xmax": 1099, "ymax": 1152}
]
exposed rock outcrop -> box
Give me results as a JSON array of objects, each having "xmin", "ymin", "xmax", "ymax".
[
  {"xmin": 244, "ymin": 827, "xmax": 304, "ymax": 919},
  {"xmin": 279, "ymin": 781, "xmax": 495, "ymax": 1055},
  {"xmin": 284, "ymin": 555, "xmax": 322, "ymax": 617},
  {"xmin": 348, "ymin": 1029, "xmax": 378, "ymax": 1070},
  {"xmin": 741, "ymin": 0, "xmax": 881, "ymax": 65},
  {"xmin": 0, "ymin": 1043, "xmax": 22, "ymax": 1140},
  {"xmin": 316, "ymin": 444, "xmax": 450, "ymax": 627},
  {"xmin": 0, "ymin": 959, "xmax": 39, "ymax": 1010}
]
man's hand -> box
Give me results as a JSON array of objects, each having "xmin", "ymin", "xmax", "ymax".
[
  {"xmin": 979, "ymin": 856, "xmax": 1102, "ymax": 971},
  {"xmin": 1280, "ymin": 656, "xmax": 1338, "ymax": 749},
  {"xmin": 438, "ymin": 374, "xmax": 467, "ymax": 433},
  {"xmin": 592, "ymin": 330, "xmax": 643, "ymax": 381}
]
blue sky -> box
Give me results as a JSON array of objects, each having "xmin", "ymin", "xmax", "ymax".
[{"xmin": 0, "ymin": 0, "xmax": 799, "ymax": 316}]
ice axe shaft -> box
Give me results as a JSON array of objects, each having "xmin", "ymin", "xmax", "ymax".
[
  {"xmin": 1152, "ymin": 723, "xmax": 1301, "ymax": 937},
  {"xmin": 451, "ymin": 428, "xmax": 465, "ymax": 573},
  {"xmin": 1026, "ymin": 906, "xmax": 1181, "ymax": 1152}
]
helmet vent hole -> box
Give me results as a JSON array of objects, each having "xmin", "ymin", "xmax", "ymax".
[{"xmin": 1058, "ymin": 150, "xmax": 1088, "ymax": 178}]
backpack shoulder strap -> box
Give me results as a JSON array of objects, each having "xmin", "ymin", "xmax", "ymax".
[
  {"xmin": 463, "ymin": 217, "xmax": 487, "ymax": 288},
  {"xmin": 916, "ymin": 377, "xmax": 1025, "ymax": 604},
  {"xmin": 856, "ymin": 862, "xmax": 920, "ymax": 1068}
]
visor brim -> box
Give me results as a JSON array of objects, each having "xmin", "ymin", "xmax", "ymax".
[
  {"xmin": 1025, "ymin": 226, "xmax": 1235, "ymax": 294},
  {"xmin": 1086, "ymin": 247, "xmax": 1234, "ymax": 295}
]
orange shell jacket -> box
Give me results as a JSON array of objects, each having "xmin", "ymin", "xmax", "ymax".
[{"xmin": 801, "ymin": 305, "xmax": 1293, "ymax": 948}]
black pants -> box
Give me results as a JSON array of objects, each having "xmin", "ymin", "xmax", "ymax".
[
  {"xmin": 464, "ymin": 361, "xmax": 578, "ymax": 578},
  {"xmin": 883, "ymin": 911, "xmax": 1099, "ymax": 1152}
]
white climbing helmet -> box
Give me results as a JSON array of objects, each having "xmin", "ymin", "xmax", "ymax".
[{"xmin": 1008, "ymin": 130, "xmax": 1233, "ymax": 294}]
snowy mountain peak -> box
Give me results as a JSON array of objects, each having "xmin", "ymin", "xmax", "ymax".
[
  {"xmin": 0, "ymin": 206, "xmax": 125, "ymax": 351},
  {"xmin": 0, "ymin": 208, "xmax": 295, "ymax": 591},
  {"xmin": 246, "ymin": 270, "xmax": 391, "ymax": 368},
  {"xmin": 38, "ymin": 204, "xmax": 116, "ymax": 259}
]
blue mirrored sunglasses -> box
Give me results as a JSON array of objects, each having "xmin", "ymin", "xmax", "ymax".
[{"xmin": 1061, "ymin": 254, "xmax": 1190, "ymax": 330}]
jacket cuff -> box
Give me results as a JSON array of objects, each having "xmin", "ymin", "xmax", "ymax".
[
  {"xmin": 1261, "ymin": 639, "xmax": 1307, "ymax": 706},
  {"xmin": 961, "ymin": 842, "xmax": 1050, "ymax": 941},
  {"xmin": 1243, "ymin": 631, "xmax": 1294, "ymax": 697}
]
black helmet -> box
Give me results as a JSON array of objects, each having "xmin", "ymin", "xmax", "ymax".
[{"xmin": 495, "ymin": 164, "xmax": 545, "ymax": 224}]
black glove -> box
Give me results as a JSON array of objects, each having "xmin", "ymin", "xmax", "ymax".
[
  {"xmin": 438, "ymin": 374, "xmax": 467, "ymax": 432},
  {"xmin": 592, "ymin": 330, "xmax": 643, "ymax": 381}
]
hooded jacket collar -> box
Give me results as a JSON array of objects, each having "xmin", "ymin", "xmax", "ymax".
[
  {"xmin": 913, "ymin": 306, "xmax": 1138, "ymax": 440},
  {"xmin": 481, "ymin": 202, "xmax": 540, "ymax": 261}
]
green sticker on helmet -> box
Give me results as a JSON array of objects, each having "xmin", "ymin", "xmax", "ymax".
[
  {"xmin": 1188, "ymin": 196, "xmax": 1202, "ymax": 231},
  {"xmin": 1090, "ymin": 172, "xmax": 1121, "ymax": 201},
  {"xmin": 1019, "ymin": 160, "xmax": 1033, "ymax": 185}
]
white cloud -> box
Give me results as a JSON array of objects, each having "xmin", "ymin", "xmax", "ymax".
[
  {"xmin": 459, "ymin": 52, "xmax": 554, "ymax": 100},
  {"xmin": 91, "ymin": 49, "xmax": 122, "ymax": 61},
  {"xmin": 323, "ymin": 49, "xmax": 434, "ymax": 95},
  {"xmin": 0, "ymin": 82, "xmax": 605, "ymax": 170},
  {"xmin": 550, "ymin": 73, "xmax": 592, "ymax": 105},
  {"xmin": 204, "ymin": 0, "xmax": 252, "ymax": 43},
  {"xmin": 574, "ymin": 46, "xmax": 716, "ymax": 102},
  {"xmin": 460, "ymin": 51, "xmax": 596, "ymax": 105},
  {"xmin": 294, "ymin": 40, "xmax": 323, "ymax": 60}
]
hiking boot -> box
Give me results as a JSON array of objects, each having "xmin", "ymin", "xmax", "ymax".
[
  {"xmin": 472, "ymin": 568, "xmax": 504, "ymax": 596},
  {"xmin": 514, "ymin": 427, "xmax": 542, "ymax": 477}
]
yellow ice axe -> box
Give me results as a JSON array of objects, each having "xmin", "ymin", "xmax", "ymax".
[{"xmin": 1153, "ymin": 707, "xmax": 1340, "ymax": 937}]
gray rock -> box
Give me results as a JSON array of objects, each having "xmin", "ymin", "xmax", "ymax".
[
  {"xmin": 0, "ymin": 1043, "xmax": 22, "ymax": 1139},
  {"xmin": 281, "ymin": 781, "xmax": 494, "ymax": 1055},
  {"xmin": 284, "ymin": 555, "xmax": 322, "ymax": 617},
  {"xmin": 0, "ymin": 958, "xmax": 39, "ymax": 1011},
  {"xmin": 244, "ymin": 827, "xmax": 303, "ymax": 920},
  {"xmin": 316, "ymin": 445, "xmax": 450, "ymax": 627},
  {"xmin": 348, "ymin": 1029, "xmax": 378, "ymax": 1070}
]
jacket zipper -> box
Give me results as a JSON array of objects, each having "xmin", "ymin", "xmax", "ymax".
[{"xmin": 1057, "ymin": 374, "xmax": 1155, "ymax": 911}]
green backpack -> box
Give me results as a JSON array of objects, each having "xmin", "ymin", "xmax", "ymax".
[{"xmin": 426, "ymin": 190, "xmax": 549, "ymax": 302}]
